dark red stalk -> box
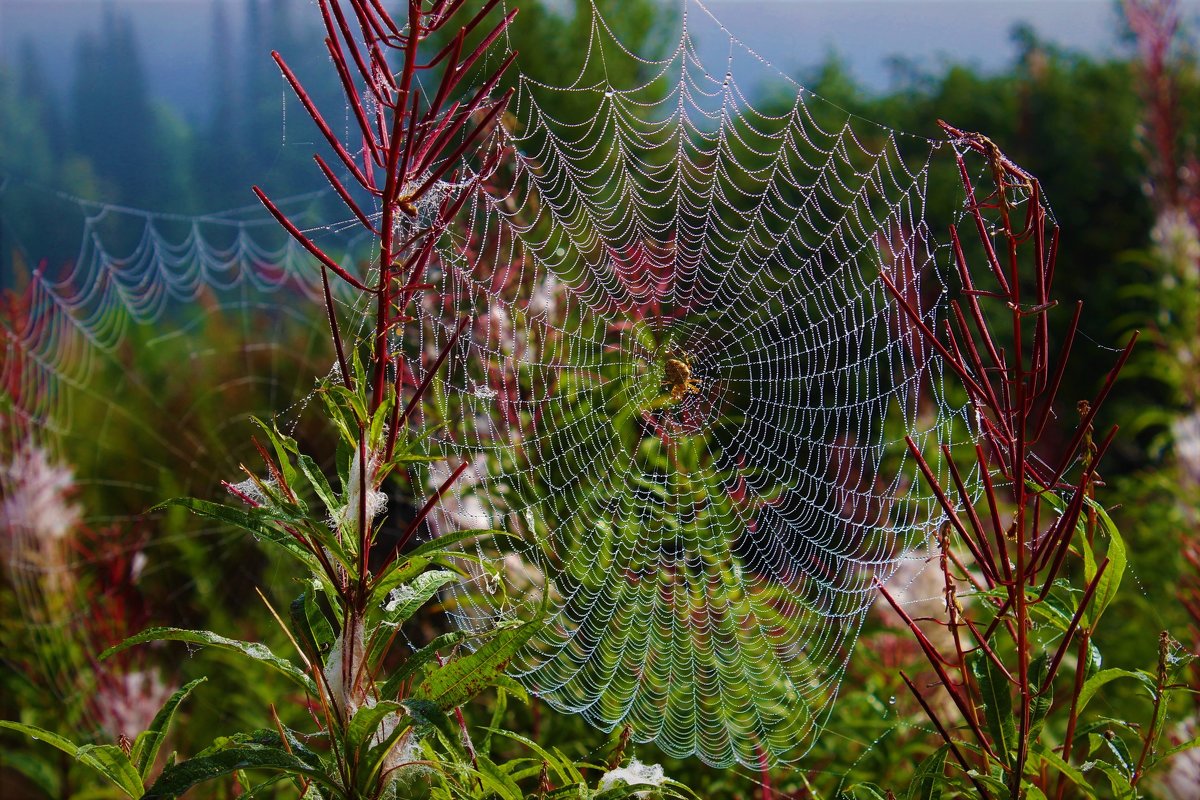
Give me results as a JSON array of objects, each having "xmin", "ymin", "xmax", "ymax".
[
  {"xmin": 880, "ymin": 123, "xmax": 1136, "ymax": 798},
  {"xmin": 1031, "ymin": 301, "xmax": 1081, "ymax": 441},
  {"xmin": 319, "ymin": 263, "xmax": 353, "ymax": 391},
  {"xmin": 271, "ymin": 52, "xmax": 373, "ymax": 190},
  {"xmin": 319, "ymin": 0, "xmax": 372, "ymax": 92},
  {"xmin": 900, "ymin": 670, "xmax": 993, "ymax": 800},
  {"xmin": 252, "ymin": 186, "xmax": 375, "ymax": 292},
  {"xmin": 940, "ymin": 445, "xmax": 999, "ymax": 588},
  {"xmin": 975, "ymin": 444, "xmax": 1013, "ymax": 583},
  {"xmin": 878, "ymin": 581, "xmax": 998, "ymax": 757},
  {"xmin": 379, "ymin": 460, "xmax": 471, "ymax": 572},
  {"xmin": 1048, "ymin": 335, "xmax": 1137, "ymax": 485},
  {"xmin": 397, "ymin": 316, "xmax": 472, "ymax": 430},
  {"xmin": 1039, "ymin": 558, "xmax": 1109, "ymax": 695},
  {"xmin": 314, "ymin": 154, "xmax": 378, "ymax": 233},
  {"xmin": 904, "ymin": 437, "xmax": 1000, "ymax": 586},
  {"xmin": 323, "ymin": 36, "xmax": 383, "ymax": 167},
  {"xmin": 880, "ymin": 273, "xmax": 988, "ymax": 400}
]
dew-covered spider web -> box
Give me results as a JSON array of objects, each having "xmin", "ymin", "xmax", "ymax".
[
  {"xmin": 0, "ymin": 180, "xmax": 354, "ymax": 736},
  {"xmin": 0, "ymin": 0, "xmax": 988, "ymax": 769},
  {"xmin": 408, "ymin": 0, "xmax": 976, "ymax": 767}
]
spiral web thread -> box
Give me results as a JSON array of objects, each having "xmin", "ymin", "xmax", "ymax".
[{"xmin": 413, "ymin": 0, "xmax": 974, "ymax": 768}]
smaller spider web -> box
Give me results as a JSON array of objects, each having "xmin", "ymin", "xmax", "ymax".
[
  {"xmin": 0, "ymin": 178, "xmax": 365, "ymax": 734},
  {"xmin": 408, "ymin": 0, "xmax": 980, "ymax": 767}
]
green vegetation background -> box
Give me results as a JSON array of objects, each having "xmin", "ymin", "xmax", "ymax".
[{"xmin": 2, "ymin": 0, "xmax": 1198, "ymax": 796}]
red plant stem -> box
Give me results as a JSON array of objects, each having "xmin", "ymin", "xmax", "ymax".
[
  {"xmin": 369, "ymin": 4, "xmax": 421, "ymax": 420},
  {"xmin": 425, "ymin": 30, "xmax": 467, "ymax": 127},
  {"xmin": 323, "ymin": 0, "xmax": 378, "ymax": 102},
  {"xmin": 1034, "ymin": 428, "xmax": 1117, "ymax": 593},
  {"xmin": 974, "ymin": 444, "xmax": 1013, "ymax": 584},
  {"xmin": 1005, "ymin": 166, "xmax": 1034, "ymax": 800},
  {"xmin": 904, "ymin": 437, "xmax": 999, "ymax": 586},
  {"xmin": 878, "ymin": 582, "xmax": 998, "ymax": 757},
  {"xmin": 900, "ymin": 671, "xmax": 993, "ymax": 800},
  {"xmin": 323, "ymin": 35, "xmax": 382, "ymax": 167},
  {"xmin": 252, "ymin": 187, "xmax": 375, "ymax": 292},
  {"xmin": 942, "ymin": 445, "xmax": 1000, "ymax": 587},
  {"xmin": 881, "ymin": 273, "xmax": 989, "ymax": 401},
  {"xmin": 1040, "ymin": 558, "xmax": 1109, "ymax": 696},
  {"xmin": 272, "ymin": 51, "xmax": 373, "ymax": 190},
  {"xmin": 1054, "ymin": 629, "xmax": 1090, "ymax": 800},
  {"xmin": 397, "ymin": 316, "xmax": 471, "ymax": 430},
  {"xmin": 953, "ymin": 149, "xmax": 1011, "ymax": 297},
  {"xmin": 1031, "ymin": 301, "xmax": 1081, "ymax": 441},
  {"xmin": 1049, "ymin": 334, "xmax": 1138, "ymax": 486},
  {"xmin": 948, "ymin": 301, "xmax": 1007, "ymax": 431},
  {"xmin": 314, "ymin": 155, "xmax": 378, "ymax": 234},
  {"xmin": 378, "ymin": 460, "xmax": 470, "ymax": 574},
  {"xmin": 950, "ymin": 225, "xmax": 1004, "ymax": 368},
  {"xmin": 756, "ymin": 745, "xmax": 773, "ymax": 800}
]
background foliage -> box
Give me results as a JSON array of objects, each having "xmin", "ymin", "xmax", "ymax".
[{"xmin": 2, "ymin": 0, "xmax": 1199, "ymax": 797}]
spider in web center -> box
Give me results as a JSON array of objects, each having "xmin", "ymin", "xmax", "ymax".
[{"xmin": 661, "ymin": 351, "xmax": 701, "ymax": 402}]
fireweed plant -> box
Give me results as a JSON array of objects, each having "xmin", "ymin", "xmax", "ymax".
[
  {"xmin": 3, "ymin": 1, "xmax": 698, "ymax": 798},
  {"xmin": 867, "ymin": 123, "xmax": 1200, "ymax": 799}
]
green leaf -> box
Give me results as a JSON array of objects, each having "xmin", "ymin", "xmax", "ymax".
[
  {"xmin": 152, "ymin": 497, "xmax": 323, "ymax": 572},
  {"xmin": 480, "ymin": 728, "xmax": 573, "ymax": 786},
  {"xmin": 1088, "ymin": 761, "xmax": 1135, "ymax": 800},
  {"xmin": 474, "ymin": 754, "xmax": 525, "ymax": 800},
  {"xmin": 369, "ymin": 557, "xmax": 432, "ymax": 608},
  {"xmin": 345, "ymin": 701, "xmax": 402, "ymax": 757},
  {"xmin": 970, "ymin": 650, "xmax": 1015, "ymax": 764},
  {"xmin": 101, "ymin": 628, "xmax": 316, "ymax": 695},
  {"xmin": 298, "ymin": 453, "xmax": 338, "ymax": 516},
  {"xmin": 480, "ymin": 688, "xmax": 510, "ymax": 758},
  {"xmin": 0, "ymin": 723, "xmax": 141, "ymax": 798},
  {"xmin": 75, "ymin": 745, "xmax": 146, "ymax": 798},
  {"xmin": 143, "ymin": 745, "xmax": 332, "ymax": 800},
  {"xmin": 0, "ymin": 748, "xmax": 61, "ymax": 798},
  {"xmin": 131, "ymin": 677, "xmax": 207, "ymax": 780},
  {"xmin": 1030, "ymin": 587, "xmax": 1076, "ymax": 633},
  {"xmin": 376, "ymin": 570, "xmax": 457, "ymax": 627},
  {"xmin": 0, "ymin": 720, "xmax": 83, "ymax": 760},
  {"xmin": 0, "ymin": 720, "xmax": 150, "ymax": 798},
  {"xmin": 404, "ymin": 528, "xmax": 511, "ymax": 561},
  {"xmin": 1030, "ymin": 745, "xmax": 1097, "ymax": 799},
  {"xmin": 907, "ymin": 745, "xmax": 948, "ymax": 800},
  {"xmin": 250, "ymin": 416, "xmax": 298, "ymax": 492},
  {"xmin": 379, "ymin": 631, "xmax": 468, "ymax": 699},
  {"xmin": 400, "ymin": 699, "xmax": 457, "ymax": 746},
  {"xmin": 1086, "ymin": 499, "xmax": 1126, "ymax": 625},
  {"xmin": 841, "ymin": 783, "xmax": 891, "ymax": 800},
  {"xmin": 1160, "ymin": 729, "xmax": 1200, "ymax": 760},
  {"xmin": 359, "ymin": 721, "xmax": 411, "ymax": 793},
  {"xmin": 291, "ymin": 590, "xmax": 336, "ymax": 663},
  {"xmin": 410, "ymin": 615, "xmax": 542, "ymax": 712},
  {"xmin": 1028, "ymin": 653, "xmax": 1053, "ymax": 741},
  {"xmin": 1076, "ymin": 669, "xmax": 1154, "ymax": 717},
  {"xmin": 0, "ymin": 722, "xmax": 145, "ymax": 797}
]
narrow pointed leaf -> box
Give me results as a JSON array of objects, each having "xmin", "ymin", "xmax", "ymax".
[
  {"xmin": 410, "ymin": 615, "xmax": 542, "ymax": 711},
  {"xmin": 144, "ymin": 745, "xmax": 331, "ymax": 800},
  {"xmin": 131, "ymin": 677, "xmax": 207, "ymax": 780},
  {"xmin": 970, "ymin": 650, "xmax": 1015, "ymax": 764},
  {"xmin": 102, "ymin": 628, "xmax": 316, "ymax": 695}
]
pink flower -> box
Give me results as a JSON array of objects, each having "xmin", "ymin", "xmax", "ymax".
[{"xmin": 93, "ymin": 668, "xmax": 173, "ymax": 741}]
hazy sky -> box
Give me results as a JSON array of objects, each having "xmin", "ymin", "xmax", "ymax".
[{"xmin": 2, "ymin": 0, "xmax": 1198, "ymax": 116}]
